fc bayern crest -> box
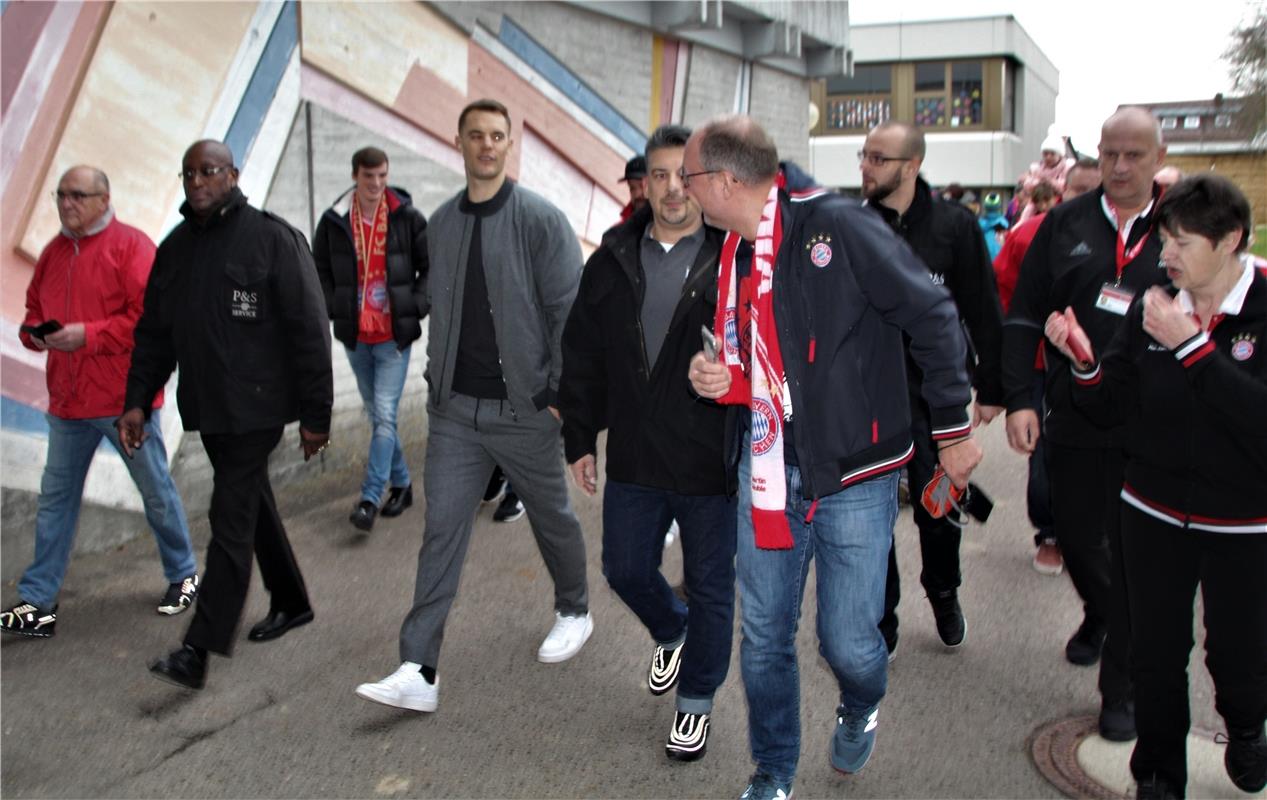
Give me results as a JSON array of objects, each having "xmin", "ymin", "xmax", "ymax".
[
  {"xmin": 751, "ymin": 398, "xmax": 780, "ymax": 455},
  {"xmin": 724, "ymin": 308, "xmax": 740, "ymax": 353},
  {"xmin": 810, "ymin": 241, "xmax": 832, "ymax": 268},
  {"xmin": 1231, "ymin": 333, "xmax": 1256, "ymax": 361}
]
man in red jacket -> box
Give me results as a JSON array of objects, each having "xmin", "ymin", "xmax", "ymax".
[{"xmin": 1, "ymin": 166, "xmax": 198, "ymax": 638}]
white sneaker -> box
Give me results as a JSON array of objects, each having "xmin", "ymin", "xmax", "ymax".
[
  {"xmin": 537, "ymin": 612, "xmax": 593, "ymax": 663},
  {"xmin": 355, "ymin": 662, "xmax": 438, "ymax": 712}
]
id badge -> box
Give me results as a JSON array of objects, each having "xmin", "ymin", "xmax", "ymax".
[{"xmin": 1095, "ymin": 283, "xmax": 1134, "ymax": 316}]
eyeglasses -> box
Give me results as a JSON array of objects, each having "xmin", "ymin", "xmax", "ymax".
[
  {"xmin": 52, "ymin": 190, "xmax": 105, "ymax": 203},
  {"xmin": 857, "ymin": 151, "xmax": 912, "ymax": 167},
  {"xmin": 677, "ymin": 168, "xmax": 720, "ymax": 188},
  {"xmin": 179, "ymin": 165, "xmax": 231, "ymax": 181}
]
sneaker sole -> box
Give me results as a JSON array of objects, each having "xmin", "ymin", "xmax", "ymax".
[
  {"xmin": 1, "ymin": 627, "xmax": 53, "ymax": 638},
  {"xmin": 1032, "ymin": 559, "xmax": 1064, "ymax": 576},
  {"xmin": 156, "ymin": 603, "xmax": 193, "ymax": 616},
  {"xmin": 494, "ymin": 508, "xmax": 525, "ymax": 523},
  {"xmin": 355, "ymin": 685, "xmax": 437, "ymax": 712}
]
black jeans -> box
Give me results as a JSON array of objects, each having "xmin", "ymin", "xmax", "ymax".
[
  {"xmin": 184, "ymin": 427, "xmax": 310, "ymax": 655},
  {"xmin": 881, "ymin": 398, "xmax": 961, "ymax": 641},
  {"xmin": 1122, "ymin": 503, "xmax": 1267, "ymax": 793},
  {"xmin": 1047, "ymin": 441, "xmax": 1131, "ymax": 704}
]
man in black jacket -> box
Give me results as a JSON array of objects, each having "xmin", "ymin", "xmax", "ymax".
[
  {"xmin": 1003, "ymin": 107, "xmax": 1169, "ymax": 741},
  {"xmin": 313, "ymin": 147, "xmax": 428, "ymax": 532},
  {"xmin": 686, "ymin": 116, "xmax": 981, "ymax": 799},
  {"xmin": 559, "ymin": 125, "xmax": 733, "ymax": 763},
  {"xmin": 860, "ymin": 121, "xmax": 1005, "ymax": 652},
  {"xmin": 118, "ymin": 140, "xmax": 333, "ymax": 690}
]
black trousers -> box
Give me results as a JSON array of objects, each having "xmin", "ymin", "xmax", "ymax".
[
  {"xmin": 1122, "ymin": 504, "xmax": 1267, "ymax": 792},
  {"xmin": 880, "ymin": 398, "xmax": 962, "ymax": 641},
  {"xmin": 1026, "ymin": 372, "xmax": 1055, "ymax": 545},
  {"xmin": 184, "ymin": 427, "xmax": 310, "ymax": 655},
  {"xmin": 1046, "ymin": 441, "xmax": 1131, "ymax": 704}
]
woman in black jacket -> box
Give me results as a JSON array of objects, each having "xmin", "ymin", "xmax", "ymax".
[{"xmin": 1044, "ymin": 174, "xmax": 1267, "ymax": 800}]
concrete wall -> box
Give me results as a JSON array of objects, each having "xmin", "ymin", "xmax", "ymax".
[
  {"xmin": 750, "ymin": 63, "xmax": 810, "ymax": 166},
  {"xmin": 681, "ymin": 46, "xmax": 743, "ymax": 127}
]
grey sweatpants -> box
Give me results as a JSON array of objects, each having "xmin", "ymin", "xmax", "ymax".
[{"xmin": 399, "ymin": 392, "xmax": 588, "ymax": 667}]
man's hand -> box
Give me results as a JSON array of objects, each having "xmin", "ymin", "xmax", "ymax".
[
  {"xmin": 1044, "ymin": 307, "xmax": 1095, "ymax": 368},
  {"xmin": 937, "ymin": 436, "xmax": 983, "ymax": 489},
  {"xmin": 43, "ymin": 323, "xmax": 86, "ymax": 352},
  {"xmin": 689, "ymin": 351, "xmax": 731, "ymax": 399},
  {"xmin": 569, "ymin": 454, "xmax": 598, "ymax": 496},
  {"xmin": 299, "ymin": 427, "xmax": 329, "ymax": 461},
  {"xmin": 114, "ymin": 408, "xmax": 148, "ymax": 458},
  {"xmin": 1005, "ymin": 409, "xmax": 1040, "ymax": 455},
  {"xmin": 1142, "ymin": 286, "xmax": 1200, "ymax": 349},
  {"xmin": 972, "ymin": 402, "xmax": 1004, "ymax": 427}
]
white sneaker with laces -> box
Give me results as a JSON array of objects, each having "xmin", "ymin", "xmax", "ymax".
[
  {"xmin": 355, "ymin": 662, "xmax": 438, "ymax": 712},
  {"xmin": 537, "ymin": 612, "xmax": 593, "ymax": 663}
]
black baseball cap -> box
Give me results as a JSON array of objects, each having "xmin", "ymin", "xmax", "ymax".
[{"xmin": 619, "ymin": 155, "xmax": 647, "ymax": 182}]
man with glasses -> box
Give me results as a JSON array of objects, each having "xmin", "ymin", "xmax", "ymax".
[
  {"xmin": 3, "ymin": 166, "xmax": 199, "ymax": 638},
  {"xmin": 119, "ymin": 140, "xmax": 332, "ymax": 690},
  {"xmin": 685, "ymin": 116, "xmax": 981, "ymax": 800},
  {"xmin": 858, "ymin": 121, "xmax": 1005, "ymax": 656}
]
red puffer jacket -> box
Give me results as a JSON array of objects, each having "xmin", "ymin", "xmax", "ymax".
[{"xmin": 20, "ymin": 215, "xmax": 163, "ymax": 419}]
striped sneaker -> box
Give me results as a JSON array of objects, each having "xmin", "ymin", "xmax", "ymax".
[
  {"xmin": 157, "ymin": 574, "xmax": 199, "ymax": 615},
  {"xmin": 665, "ymin": 710, "xmax": 709, "ymax": 761},
  {"xmin": 1, "ymin": 602, "xmax": 56, "ymax": 637},
  {"xmin": 648, "ymin": 639, "xmax": 684, "ymax": 695},
  {"xmin": 831, "ymin": 703, "xmax": 879, "ymax": 774}
]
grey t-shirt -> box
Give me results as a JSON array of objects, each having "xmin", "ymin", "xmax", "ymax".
[{"xmin": 639, "ymin": 223, "xmax": 705, "ymax": 368}]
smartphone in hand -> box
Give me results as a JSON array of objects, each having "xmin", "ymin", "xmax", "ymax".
[
  {"xmin": 701, "ymin": 325, "xmax": 719, "ymax": 361},
  {"xmin": 20, "ymin": 320, "xmax": 63, "ymax": 339}
]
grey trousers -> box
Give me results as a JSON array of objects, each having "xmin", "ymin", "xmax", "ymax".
[{"xmin": 399, "ymin": 392, "xmax": 589, "ymax": 667}]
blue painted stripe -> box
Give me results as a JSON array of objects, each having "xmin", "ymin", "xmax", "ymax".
[
  {"xmin": 2, "ymin": 395, "xmax": 48, "ymax": 436},
  {"xmin": 225, "ymin": 1, "xmax": 297, "ymax": 167},
  {"xmin": 497, "ymin": 16, "xmax": 646, "ymax": 154}
]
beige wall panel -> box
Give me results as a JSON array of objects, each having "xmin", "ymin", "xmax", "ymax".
[
  {"xmin": 20, "ymin": 2, "xmax": 258, "ymax": 256},
  {"xmin": 302, "ymin": 2, "xmax": 467, "ymax": 106}
]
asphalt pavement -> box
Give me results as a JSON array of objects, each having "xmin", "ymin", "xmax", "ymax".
[{"xmin": 0, "ymin": 418, "xmax": 1228, "ymax": 799}]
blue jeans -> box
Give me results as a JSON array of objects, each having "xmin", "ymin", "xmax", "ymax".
[
  {"xmin": 737, "ymin": 442, "xmax": 898, "ymax": 782},
  {"xmin": 346, "ymin": 341, "xmax": 411, "ymax": 504},
  {"xmin": 601, "ymin": 480, "xmax": 736, "ymax": 714},
  {"xmin": 19, "ymin": 410, "xmax": 197, "ymax": 609}
]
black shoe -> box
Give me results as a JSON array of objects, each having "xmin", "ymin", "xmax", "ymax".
[
  {"xmin": 1065, "ymin": 617, "xmax": 1106, "ymax": 666},
  {"xmin": 349, "ymin": 500, "xmax": 377, "ymax": 531},
  {"xmin": 1225, "ymin": 725, "xmax": 1267, "ymax": 793},
  {"xmin": 0, "ymin": 602, "xmax": 56, "ymax": 638},
  {"xmin": 247, "ymin": 608, "xmax": 314, "ymax": 642},
  {"xmin": 149, "ymin": 645, "xmax": 206, "ymax": 690},
  {"xmin": 381, "ymin": 486, "xmax": 413, "ymax": 518},
  {"xmin": 493, "ymin": 491, "xmax": 524, "ymax": 523},
  {"xmin": 665, "ymin": 711, "xmax": 710, "ymax": 762},
  {"xmin": 483, "ymin": 469, "xmax": 507, "ymax": 504},
  {"xmin": 929, "ymin": 590, "xmax": 966, "ymax": 648},
  {"xmin": 1099, "ymin": 698, "xmax": 1137, "ymax": 742},
  {"xmin": 1135, "ymin": 774, "xmax": 1180, "ymax": 800}
]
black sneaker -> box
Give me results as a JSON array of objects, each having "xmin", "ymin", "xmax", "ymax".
[
  {"xmin": 665, "ymin": 710, "xmax": 709, "ymax": 761},
  {"xmin": 349, "ymin": 500, "xmax": 377, "ymax": 531},
  {"xmin": 0, "ymin": 602, "xmax": 56, "ymax": 637},
  {"xmin": 648, "ymin": 639, "xmax": 685, "ymax": 695},
  {"xmin": 1135, "ymin": 774, "xmax": 1180, "ymax": 800},
  {"xmin": 1225, "ymin": 725, "xmax": 1267, "ymax": 793},
  {"xmin": 493, "ymin": 491, "xmax": 524, "ymax": 523},
  {"xmin": 929, "ymin": 590, "xmax": 966, "ymax": 648},
  {"xmin": 483, "ymin": 468, "xmax": 507, "ymax": 504},
  {"xmin": 1066, "ymin": 617, "xmax": 1106, "ymax": 666},
  {"xmin": 157, "ymin": 574, "xmax": 199, "ymax": 615},
  {"xmin": 1099, "ymin": 698, "xmax": 1136, "ymax": 742}
]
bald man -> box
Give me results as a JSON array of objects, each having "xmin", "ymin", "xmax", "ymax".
[
  {"xmin": 3, "ymin": 166, "xmax": 199, "ymax": 639},
  {"xmin": 1003, "ymin": 107, "xmax": 1169, "ymax": 743},
  {"xmin": 120, "ymin": 140, "xmax": 333, "ymax": 690}
]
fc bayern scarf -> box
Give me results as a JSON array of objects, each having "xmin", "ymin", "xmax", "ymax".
[{"xmin": 712, "ymin": 179, "xmax": 794, "ymax": 550}]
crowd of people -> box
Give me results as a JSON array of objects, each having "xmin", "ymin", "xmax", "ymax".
[{"xmin": 3, "ymin": 97, "xmax": 1264, "ymax": 800}]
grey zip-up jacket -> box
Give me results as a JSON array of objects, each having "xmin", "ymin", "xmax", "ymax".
[{"xmin": 424, "ymin": 180, "xmax": 582, "ymax": 416}]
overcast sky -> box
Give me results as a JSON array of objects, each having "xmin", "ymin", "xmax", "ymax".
[{"xmin": 846, "ymin": 0, "xmax": 1259, "ymax": 154}]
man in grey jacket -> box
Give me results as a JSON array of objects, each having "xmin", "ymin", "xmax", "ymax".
[{"xmin": 355, "ymin": 99, "xmax": 591, "ymax": 712}]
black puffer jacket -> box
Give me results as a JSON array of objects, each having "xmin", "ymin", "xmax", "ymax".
[
  {"xmin": 313, "ymin": 186, "xmax": 428, "ymax": 350},
  {"xmin": 559, "ymin": 205, "xmax": 730, "ymax": 496}
]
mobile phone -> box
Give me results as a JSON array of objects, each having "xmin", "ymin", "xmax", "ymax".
[
  {"xmin": 20, "ymin": 320, "xmax": 63, "ymax": 339},
  {"xmin": 701, "ymin": 325, "xmax": 719, "ymax": 361}
]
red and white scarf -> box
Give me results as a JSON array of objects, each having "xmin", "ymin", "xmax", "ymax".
[{"xmin": 712, "ymin": 179, "xmax": 794, "ymax": 549}]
